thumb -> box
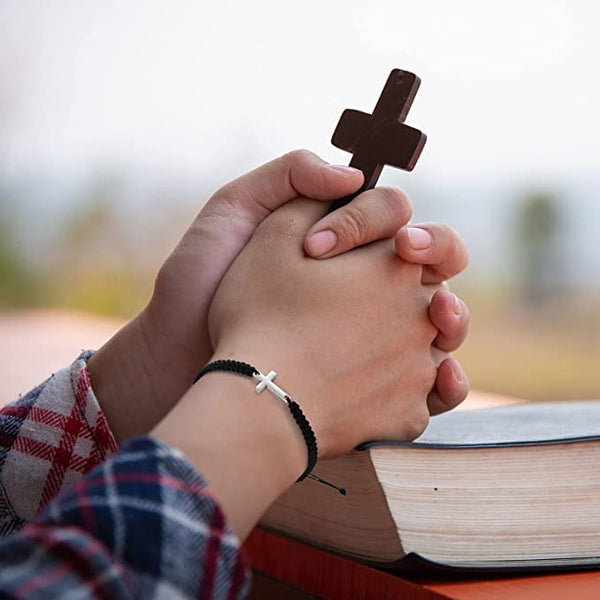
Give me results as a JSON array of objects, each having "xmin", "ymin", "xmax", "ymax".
[
  {"xmin": 304, "ymin": 187, "xmax": 413, "ymax": 258},
  {"xmin": 203, "ymin": 149, "xmax": 363, "ymax": 227}
]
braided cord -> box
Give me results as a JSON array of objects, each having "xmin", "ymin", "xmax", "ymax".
[
  {"xmin": 194, "ymin": 359, "xmax": 257, "ymax": 382},
  {"xmin": 285, "ymin": 397, "xmax": 318, "ymax": 481},
  {"xmin": 194, "ymin": 360, "xmax": 317, "ymax": 482}
]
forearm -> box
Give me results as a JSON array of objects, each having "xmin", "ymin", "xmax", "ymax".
[
  {"xmin": 152, "ymin": 364, "xmax": 306, "ymax": 540},
  {"xmin": 86, "ymin": 308, "xmax": 206, "ymax": 444}
]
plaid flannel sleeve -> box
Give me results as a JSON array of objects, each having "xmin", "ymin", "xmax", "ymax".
[
  {"xmin": 0, "ymin": 356, "xmax": 250, "ymax": 598},
  {"xmin": 0, "ymin": 437, "xmax": 250, "ymax": 599},
  {"xmin": 0, "ymin": 352, "xmax": 118, "ymax": 535}
]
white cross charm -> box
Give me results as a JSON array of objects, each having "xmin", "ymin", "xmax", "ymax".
[{"xmin": 254, "ymin": 370, "xmax": 288, "ymax": 404}]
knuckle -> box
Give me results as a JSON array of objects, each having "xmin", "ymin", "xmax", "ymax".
[
  {"xmin": 337, "ymin": 204, "xmax": 373, "ymax": 243},
  {"xmin": 429, "ymin": 222, "xmax": 452, "ymax": 250},
  {"xmin": 459, "ymin": 242, "xmax": 469, "ymax": 270},
  {"xmin": 208, "ymin": 179, "xmax": 231, "ymax": 204},
  {"xmin": 405, "ymin": 410, "xmax": 430, "ymax": 440},
  {"xmin": 429, "ymin": 221, "xmax": 451, "ymax": 241},
  {"xmin": 420, "ymin": 222, "xmax": 469, "ymax": 277},
  {"xmin": 280, "ymin": 150, "xmax": 325, "ymax": 196},
  {"xmin": 444, "ymin": 380, "xmax": 468, "ymax": 409},
  {"xmin": 377, "ymin": 187, "xmax": 413, "ymax": 223},
  {"xmin": 446, "ymin": 226, "xmax": 468, "ymax": 265},
  {"xmin": 275, "ymin": 151, "xmax": 294, "ymax": 176},
  {"xmin": 455, "ymin": 297, "xmax": 470, "ymax": 325},
  {"xmin": 440, "ymin": 224, "xmax": 469, "ymax": 264},
  {"xmin": 207, "ymin": 180, "xmax": 242, "ymax": 215},
  {"xmin": 456, "ymin": 380, "xmax": 470, "ymax": 404},
  {"xmin": 462, "ymin": 301, "xmax": 471, "ymax": 324},
  {"xmin": 282, "ymin": 148, "xmax": 315, "ymax": 168},
  {"xmin": 448, "ymin": 247, "xmax": 468, "ymax": 276}
]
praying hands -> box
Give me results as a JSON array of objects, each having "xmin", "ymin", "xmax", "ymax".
[
  {"xmin": 154, "ymin": 172, "xmax": 470, "ymax": 537},
  {"xmin": 87, "ymin": 149, "xmax": 469, "ymax": 446},
  {"xmin": 87, "ymin": 149, "xmax": 469, "ymax": 538}
]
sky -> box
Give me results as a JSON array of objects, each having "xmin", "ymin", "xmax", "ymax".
[
  {"xmin": 2, "ymin": 0, "xmax": 600, "ymax": 290},
  {"xmin": 2, "ymin": 0, "xmax": 600, "ymax": 186}
]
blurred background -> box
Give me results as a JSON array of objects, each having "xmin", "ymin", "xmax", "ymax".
[{"xmin": 1, "ymin": 0, "xmax": 599, "ymax": 401}]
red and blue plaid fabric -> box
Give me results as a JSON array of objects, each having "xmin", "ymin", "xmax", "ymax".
[
  {"xmin": 0, "ymin": 356, "xmax": 250, "ymax": 599},
  {"xmin": 0, "ymin": 352, "xmax": 118, "ymax": 535}
]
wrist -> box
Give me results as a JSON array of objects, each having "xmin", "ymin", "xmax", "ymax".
[
  {"xmin": 152, "ymin": 365, "xmax": 306, "ymax": 539},
  {"xmin": 141, "ymin": 299, "xmax": 210, "ymax": 378},
  {"xmin": 208, "ymin": 338, "xmax": 337, "ymax": 458},
  {"xmin": 87, "ymin": 307, "xmax": 204, "ymax": 444}
]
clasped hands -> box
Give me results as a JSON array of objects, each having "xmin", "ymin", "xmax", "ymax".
[{"xmin": 88, "ymin": 148, "xmax": 469, "ymax": 469}]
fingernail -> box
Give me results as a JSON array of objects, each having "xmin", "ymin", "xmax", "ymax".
[
  {"xmin": 407, "ymin": 227, "xmax": 432, "ymax": 250},
  {"xmin": 327, "ymin": 164, "xmax": 361, "ymax": 175},
  {"xmin": 452, "ymin": 294, "xmax": 462, "ymax": 316},
  {"xmin": 307, "ymin": 229, "xmax": 337, "ymax": 257},
  {"xmin": 452, "ymin": 360, "xmax": 466, "ymax": 383}
]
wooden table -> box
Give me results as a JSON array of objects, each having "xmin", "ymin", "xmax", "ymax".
[{"xmin": 245, "ymin": 528, "xmax": 600, "ymax": 600}]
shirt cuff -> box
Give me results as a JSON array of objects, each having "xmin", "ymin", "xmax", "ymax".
[{"xmin": 0, "ymin": 351, "xmax": 118, "ymax": 529}]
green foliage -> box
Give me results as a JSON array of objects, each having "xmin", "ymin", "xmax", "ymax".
[
  {"xmin": 515, "ymin": 192, "xmax": 560, "ymax": 249},
  {"xmin": 455, "ymin": 286, "xmax": 600, "ymax": 400},
  {"xmin": 45, "ymin": 172, "xmax": 153, "ymax": 317},
  {"xmin": 513, "ymin": 191, "xmax": 563, "ymax": 306},
  {"xmin": 53, "ymin": 268, "xmax": 149, "ymax": 317},
  {"xmin": 0, "ymin": 173, "xmax": 159, "ymax": 317},
  {"xmin": 0, "ymin": 208, "xmax": 40, "ymax": 307}
]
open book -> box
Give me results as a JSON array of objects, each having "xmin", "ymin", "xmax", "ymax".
[{"xmin": 261, "ymin": 401, "xmax": 600, "ymax": 569}]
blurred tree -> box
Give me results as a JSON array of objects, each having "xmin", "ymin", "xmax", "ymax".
[
  {"xmin": 0, "ymin": 43, "xmax": 38, "ymax": 307},
  {"xmin": 0, "ymin": 198, "xmax": 40, "ymax": 307},
  {"xmin": 513, "ymin": 191, "xmax": 561, "ymax": 307},
  {"xmin": 51, "ymin": 172, "xmax": 147, "ymax": 317}
]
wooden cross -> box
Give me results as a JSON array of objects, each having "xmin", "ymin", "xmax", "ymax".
[{"xmin": 328, "ymin": 69, "xmax": 426, "ymax": 212}]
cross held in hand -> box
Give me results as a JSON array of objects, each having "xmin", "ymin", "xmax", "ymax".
[{"xmin": 329, "ymin": 69, "xmax": 426, "ymax": 212}]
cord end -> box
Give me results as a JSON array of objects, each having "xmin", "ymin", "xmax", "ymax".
[{"xmin": 307, "ymin": 473, "xmax": 347, "ymax": 496}]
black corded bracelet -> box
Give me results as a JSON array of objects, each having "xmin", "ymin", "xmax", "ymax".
[{"xmin": 194, "ymin": 359, "xmax": 345, "ymax": 495}]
